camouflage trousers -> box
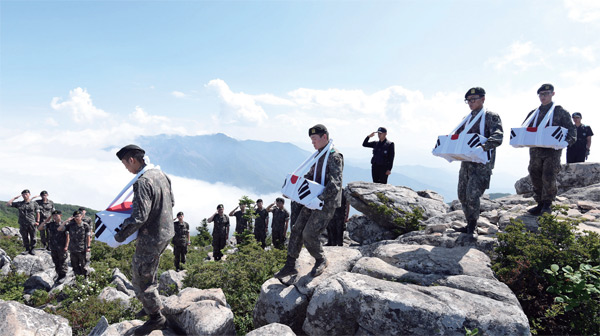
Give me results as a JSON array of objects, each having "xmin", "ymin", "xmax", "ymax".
[
  {"xmin": 288, "ymin": 205, "xmax": 335, "ymax": 261},
  {"xmin": 51, "ymin": 249, "xmax": 68, "ymax": 278},
  {"xmin": 132, "ymin": 241, "xmax": 169, "ymax": 315},
  {"xmin": 19, "ymin": 225, "xmax": 36, "ymax": 250},
  {"xmin": 40, "ymin": 228, "xmax": 48, "ymax": 248},
  {"xmin": 70, "ymin": 251, "xmax": 88, "ymax": 276},
  {"xmin": 528, "ymin": 148, "xmax": 562, "ymax": 203},
  {"xmin": 458, "ymin": 162, "xmax": 491, "ymax": 222}
]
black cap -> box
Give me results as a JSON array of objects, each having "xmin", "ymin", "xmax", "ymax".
[
  {"xmin": 21, "ymin": 189, "xmax": 30, "ymax": 194},
  {"xmin": 465, "ymin": 87, "xmax": 486, "ymax": 99},
  {"xmin": 276, "ymin": 197, "xmax": 285, "ymax": 203},
  {"xmin": 377, "ymin": 127, "xmax": 387, "ymax": 133},
  {"xmin": 116, "ymin": 144, "xmax": 145, "ymax": 160},
  {"xmin": 217, "ymin": 204, "xmax": 224, "ymax": 210},
  {"xmin": 308, "ymin": 124, "xmax": 328, "ymax": 136},
  {"xmin": 78, "ymin": 207, "xmax": 86, "ymax": 212},
  {"xmin": 73, "ymin": 210, "xmax": 82, "ymax": 217},
  {"xmin": 572, "ymin": 112, "xmax": 582, "ymax": 118},
  {"xmin": 177, "ymin": 211, "xmax": 184, "ymax": 216},
  {"xmin": 40, "ymin": 190, "xmax": 48, "ymax": 196},
  {"xmin": 52, "ymin": 210, "xmax": 62, "ymax": 215},
  {"xmin": 257, "ymin": 199, "xmax": 263, "ymax": 203},
  {"xmin": 537, "ymin": 83, "xmax": 554, "ymax": 94}
]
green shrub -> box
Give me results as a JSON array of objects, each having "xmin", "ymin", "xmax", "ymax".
[
  {"xmin": 372, "ymin": 193, "xmax": 424, "ymax": 235},
  {"xmin": 0, "ymin": 235, "xmax": 24, "ymax": 259},
  {"xmin": 0, "ymin": 271, "xmax": 28, "ymax": 302},
  {"xmin": 491, "ymin": 208, "xmax": 600, "ymax": 335},
  {"xmin": 193, "ymin": 219, "xmax": 212, "ymax": 247}
]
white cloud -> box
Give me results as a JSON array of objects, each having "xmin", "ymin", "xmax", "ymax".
[
  {"xmin": 50, "ymin": 87, "xmax": 109, "ymax": 123},
  {"xmin": 130, "ymin": 106, "xmax": 170, "ymax": 124},
  {"xmin": 485, "ymin": 41, "xmax": 546, "ymax": 72},
  {"xmin": 564, "ymin": 0, "xmax": 600, "ymax": 22},
  {"xmin": 558, "ymin": 46, "xmax": 596, "ymax": 62},
  {"xmin": 45, "ymin": 117, "xmax": 59, "ymax": 126},
  {"xmin": 172, "ymin": 91, "xmax": 187, "ymax": 98},
  {"xmin": 205, "ymin": 79, "xmax": 271, "ymax": 124}
]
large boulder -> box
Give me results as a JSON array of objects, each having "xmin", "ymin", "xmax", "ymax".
[
  {"xmin": 0, "ymin": 226, "xmax": 21, "ymax": 238},
  {"xmin": 158, "ymin": 270, "xmax": 186, "ymax": 296},
  {"xmin": 97, "ymin": 287, "xmax": 132, "ymax": 308},
  {"xmin": 12, "ymin": 250, "xmax": 55, "ymax": 277},
  {"xmin": 246, "ymin": 323, "xmax": 296, "ymax": 336},
  {"xmin": 515, "ymin": 162, "xmax": 600, "ymax": 195},
  {"xmin": 88, "ymin": 316, "xmax": 179, "ymax": 336},
  {"xmin": 0, "ymin": 299, "xmax": 72, "ymax": 336},
  {"xmin": 346, "ymin": 215, "xmax": 397, "ymax": 245},
  {"xmin": 0, "ymin": 248, "xmax": 11, "ymax": 276},
  {"xmin": 24, "ymin": 271, "xmax": 56, "ymax": 294},
  {"xmin": 345, "ymin": 182, "xmax": 449, "ymax": 229},
  {"xmin": 110, "ymin": 268, "xmax": 135, "ymax": 297},
  {"xmin": 560, "ymin": 183, "xmax": 600, "ymax": 203}
]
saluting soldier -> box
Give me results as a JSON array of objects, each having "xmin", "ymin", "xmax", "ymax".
[
  {"xmin": 229, "ymin": 203, "xmax": 248, "ymax": 245},
  {"xmin": 362, "ymin": 127, "xmax": 395, "ymax": 184},
  {"xmin": 525, "ymin": 84, "xmax": 576, "ymax": 216},
  {"xmin": 34, "ymin": 191, "xmax": 54, "ymax": 250},
  {"xmin": 64, "ymin": 210, "xmax": 91, "ymax": 276},
  {"xmin": 254, "ymin": 199, "xmax": 269, "ymax": 249},
  {"xmin": 39, "ymin": 210, "xmax": 68, "ymax": 282},
  {"xmin": 275, "ymin": 124, "xmax": 344, "ymax": 279},
  {"xmin": 266, "ymin": 198, "xmax": 290, "ymax": 249},
  {"xmin": 7, "ymin": 189, "xmax": 40, "ymax": 255},
  {"xmin": 208, "ymin": 204, "xmax": 229, "ymax": 261},
  {"xmin": 172, "ymin": 212, "xmax": 190, "ymax": 271},
  {"xmin": 456, "ymin": 87, "xmax": 503, "ymax": 238}
]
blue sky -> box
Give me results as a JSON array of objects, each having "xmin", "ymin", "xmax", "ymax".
[{"xmin": 1, "ymin": 0, "xmax": 599, "ymax": 224}]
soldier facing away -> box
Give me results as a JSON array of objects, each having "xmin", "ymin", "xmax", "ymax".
[
  {"xmin": 455, "ymin": 87, "xmax": 503, "ymax": 239},
  {"xmin": 266, "ymin": 198, "xmax": 290, "ymax": 250},
  {"xmin": 113, "ymin": 144, "xmax": 175, "ymax": 335},
  {"xmin": 39, "ymin": 210, "xmax": 68, "ymax": 282},
  {"xmin": 34, "ymin": 190, "xmax": 54, "ymax": 250},
  {"xmin": 7, "ymin": 189, "xmax": 40, "ymax": 255},
  {"xmin": 275, "ymin": 124, "xmax": 344, "ymax": 279},
  {"xmin": 172, "ymin": 211, "xmax": 190, "ymax": 271},
  {"xmin": 525, "ymin": 84, "xmax": 576, "ymax": 216},
  {"xmin": 63, "ymin": 210, "xmax": 91, "ymax": 276},
  {"xmin": 208, "ymin": 204, "xmax": 229, "ymax": 261}
]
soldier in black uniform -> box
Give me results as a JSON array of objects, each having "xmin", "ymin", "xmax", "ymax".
[
  {"xmin": 267, "ymin": 198, "xmax": 290, "ymax": 249},
  {"xmin": 7, "ymin": 189, "xmax": 40, "ymax": 254},
  {"xmin": 254, "ymin": 199, "xmax": 268, "ymax": 249},
  {"xmin": 208, "ymin": 204, "xmax": 229, "ymax": 261},
  {"xmin": 566, "ymin": 112, "xmax": 593, "ymax": 163},
  {"xmin": 362, "ymin": 127, "xmax": 395, "ymax": 184},
  {"xmin": 172, "ymin": 212, "xmax": 190, "ymax": 271},
  {"xmin": 64, "ymin": 210, "xmax": 91, "ymax": 276},
  {"xmin": 229, "ymin": 203, "xmax": 249, "ymax": 245},
  {"xmin": 39, "ymin": 210, "xmax": 68, "ymax": 281},
  {"xmin": 34, "ymin": 190, "xmax": 54, "ymax": 250}
]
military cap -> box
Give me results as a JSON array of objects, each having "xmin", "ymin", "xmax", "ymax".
[
  {"xmin": 116, "ymin": 144, "xmax": 145, "ymax": 160},
  {"xmin": 217, "ymin": 204, "xmax": 224, "ymax": 210},
  {"xmin": 308, "ymin": 124, "xmax": 328, "ymax": 136},
  {"xmin": 537, "ymin": 83, "xmax": 554, "ymax": 94},
  {"xmin": 276, "ymin": 197, "xmax": 285, "ymax": 203},
  {"xmin": 52, "ymin": 210, "xmax": 62, "ymax": 215},
  {"xmin": 40, "ymin": 190, "xmax": 48, "ymax": 196},
  {"xmin": 73, "ymin": 210, "xmax": 82, "ymax": 217},
  {"xmin": 257, "ymin": 199, "xmax": 263, "ymax": 203},
  {"xmin": 377, "ymin": 127, "xmax": 387, "ymax": 133},
  {"xmin": 572, "ymin": 112, "xmax": 582, "ymax": 118},
  {"xmin": 465, "ymin": 87, "xmax": 486, "ymax": 99},
  {"xmin": 78, "ymin": 207, "xmax": 86, "ymax": 211},
  {"xmin": 177, "ymin": 211, "xmax": 184, "ymax": 216}
]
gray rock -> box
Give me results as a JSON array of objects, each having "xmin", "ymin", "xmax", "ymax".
[
  {"xmin": 516, "ymin": 162, "xmax": 600, "ymax": 195},
  {"xmin": 561, "ymin": 183, "xmax": 600, "ymax": 202},
  {"xmin": 395, "ymin": 231, "xmax": 498, "ymax": 252},
  {"xmin": 24, "ymin": 271, "xmax": 56, "ymax": 294},
  {"xmin": 0, "ymin": 248, "xmax": 11, "ymax": 269},
  {"xmin": 246, "ymin": 323, "xmax": 296, "ymax": 336},
  {"xmin": 0, "ymin": 300, "xmax": 72, "ymax": 336},
  {"xmin": 158, "ymin": 270, "xmax": 186, "ymax": 296},
  {"xmin": 450, "ymin": 194, "xmax": 502, "ymax": 213},
  {"xmin": 97, "ymin": 287, "xmax": 132, "ymax": 308},
  {"xmin": 253, "ymin": 278, "xmax": 308, "ymax": 333},
  {"xmin": 346, "ymin": 215, "xmax": 396, "ymax": 245},
  {"xmin": 12, "ymin": 249, "xmax": 55, "ymax": 277},
  {"xmin": 110, "ymin": 268, "xmax": 135, "ymax": 297},
  {"xmin": 0, "ymin": 226, "xmax": 21, "ymax": 238}
]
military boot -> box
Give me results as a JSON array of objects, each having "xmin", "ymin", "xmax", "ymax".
[
  {"xmin": 133, "ymin": 312, "xmax": 166, "ymax": 336},
  {"xmin": 540, "ymin": 202, "xmax": 552, "ymax": 215},
  {"xmin": 28, "ymin": 247, "xmax": 35, "ymax": 255},
  {"xmin": 274, "ymin": 256, "xmax": 298, "ymax": 279},
  {"xmin": 310, "ymin": 257, "xmax": 328, "ymax": 277},
  {"xmin": 466, "ymin": 219, "xmax": 477, "ymax": 235},
  {"xmin": 527, "ymin": 202, "xmax": 543, "ymax": 216}
]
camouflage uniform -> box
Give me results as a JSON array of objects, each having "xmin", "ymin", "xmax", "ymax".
[
  {"xmin": 11, "ymin": 201, "xmax": 40, "ymax": 250},
  {"xmin": 114, "ymin": 168, "xmax": 175, "ymax": 316},
  {"xmin": 525, "ymin": 104, "xmax": 576, "ymax": 203},
  {"xmin": 326, "ymin": 193, "xmax": 347, "ymax": 246},
  {"xmin": 232, "ymin": 210, "xmax": 248, "ymax": 244},
  {"xmin": 290, "ymin": 201, "xmax": 302, "ymax": 228},
  {"xmin": 456, "ymin": 108, "xmax": 503, "ymax": 224},
  {"xmin": 271, "ymin": 207, "xmax": 289, "ymax": 249},
  {"xmin": 287, "ymin": 146, "xmax": 344, "ymax": 261},
  {"xmin": 46, "ymin": 220, "xmax": 68, "ymax": 278},
  {"xmin": 211, "ymin": 214, "xmax": 229, "ymax": 260},
  {"xmin": 254, "ymin": 208, "xmax": 268, "ymax": 248},
  {"xmin": 36, "ymin": 200, "xmax": 54, "ymax": 248},
  {"xmin": 66, "ymin": 220, "xmax": 90, "ymax": 276},
  {"xmin": 172, "ymin": 220, "xmax": 189, "ymax": 270}
]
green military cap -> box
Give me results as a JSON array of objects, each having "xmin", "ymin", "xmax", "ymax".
[
  {"xmin": 40, "ymin": 190, "xmax": 48, "ymax": 196},
  {"xmin": 465, "ymin": 87, "xmax": 486, "ymax": 99},
  {"xmin": 309, "ymin": 124, "xmax": 328, "ymax": 136},
  {"xmin": 52, "ymin": 210, "xmax": 62, "ymax": 215},
  {"xmin": 116, "ymin": 144, "xmax": 145, "ymax": 160},
  {"xmin": 217, "ymin": 204, "xmax": 224, "ymax": 210},
  {"xmin": 572, "ymin": 112, "xmax": 582, "ymax": 118},
  {"xmin": 537, "ymin": 83, "xmax": 554, "ymax": 94},
  {"xmin": 177, "ymin": 211, "xmax": 184, "ymax": 216},
  {"xmin": 21, "ymin": 189, "xmax": 30, "ymax": 194}
]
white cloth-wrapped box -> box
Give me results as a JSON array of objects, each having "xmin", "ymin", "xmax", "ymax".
[
  {"xmin": 95, "ymin": 202, "xmax": 137, "ymax": 248},
  {"xmin": 433, "ymin": 133, "xmax": 491, "ymax": 164},
  {"xmin": 510, "ymin": 102, "xmax": 568, "ymax": 150}
]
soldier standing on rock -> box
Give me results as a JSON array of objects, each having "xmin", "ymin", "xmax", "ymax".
[
  {"xmin": 39, "ymin": 210, "xmax": 68, "ymax": 282},
  {"xmin": 208, "ymin": 204, "xmax": 229, "ymax": 261},
  {"xmin": 33, "ymin": 190, "xmax": 54, "ymax": 250},
  {"xmin": 7, "ymin": 189, "xmax": 40, "ymax": 255},
  {"xmin": 362, "ymin": 127, "xmax": 395, "ymax": 184},
  {"xmin": 172, "ymin": 212, "xmax": 190, "ymax": 271},
  {"xmin": 266, "ymin": 198, "xmax": 289, "ymax": 249},
  {"xmin": 113, "ymin": 144, "xmax": 175, "ymax": 335},
  {"xmin": 254, "ymin": 199, "xmax": 269, "ymax": 249},
  {"xmin": 229, "ymin": 203, "xmax": 248, "ymax": 245},
  {"xmin": 275, "ymin": 124, "xmax": 344, "ymax": 279},
  {"xmin": 456, "ymin": 87, "xmax": 503, "ymax": 239},
  {"xmin": 525, "ymin": 84, "xmax": 576, "ymax": 216},
  {"xmin": 566, "ymin": 112, "xmax": 593, "ymax": 163},
  {"xmin": 63, "ymin": 210, "xmax": 91, "ymax": 277}
]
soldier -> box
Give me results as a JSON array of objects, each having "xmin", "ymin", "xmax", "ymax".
[
  {"xmin": 208, "ymin": 204, "xmax": 229, "ymax": 261},
  {"xmin": 229, "ymin": 203, "xmax": 248, "ymax": 245},
  {"xmin": 525, "ymin": 84, "xmax": 576, "ymax": 216},
  {"xmin": 78, "ymin": 207, "xmax": 93, "ymax": 225},
  {"xmin": 362, "ymin": 127, "xmax": 395, "ymax": 184},
  {"xmin": 78, "ymin": 207, "xmax": 93, "ymax": 268},
  {"xmin": 290, "ymin": 200, "xmax": 302, "ymax": 228},
  {"xmin": 566, "ymin": 112, "xmax": 593, "ymax": 163},
  {"xmin": 39, "ymin": 210, "xmax": 68, "ymax": 282},
  {"xmin": 275, "ymin": 124, "xmax": 344, "ymax": 279},
  {"xmin": 7, "ymin": 189, "xmax": 40, "ymax": 255},
  {"xmin": 266, "ymin": 198, "xmax": 290, "ymax": 249},
  {"xmin": 64, "ymin": 210, "xmax": 91, "ymax": 276},
  {"xmin": 254, "ymin": 199, "xmax": 269, "ymax": 249},
  {"xmin": 172, "ymin": 212, "xmax": 190, "ymax": 271},
  {"xmin": 33, "ymin": 191, "xmax": 54, "ymax": 250},
  {"xmin": 456, "ymin": 87, "xmax": 503, "ymax": 238},
  {"xmin": 113, "ymin": 144, "xmax": 175, "ymax": 335},
  {"xmin": 326, "ymin": 192, "xmax": 349, "ymax": 246}
]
